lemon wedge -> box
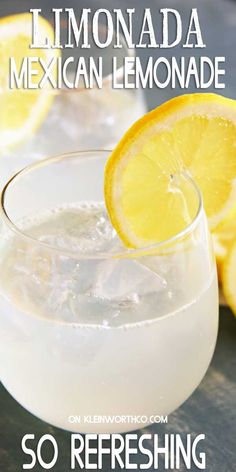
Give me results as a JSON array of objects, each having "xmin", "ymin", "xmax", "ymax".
[
  {"xmin": 104, "ymin": 93, "xmax": 236, "ymax": 248},
  {"xmin": 212, "ymin": 235, "xmax": 227, "ymax": 283},
  {"xmin": 222, "ymin": 239, "xmax": 236, "ymax": 315},
  {"xmin": 0, "ymin": 13, "xmax": 59, "ymax": 151},
  {"xmin": 213, "ymin": 205, "xmax": 236, "ymax": 282}
]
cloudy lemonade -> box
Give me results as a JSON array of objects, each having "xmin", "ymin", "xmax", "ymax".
[{"xmin": 0, "ymin": 200, "xmax": 218, "ymax": 433}]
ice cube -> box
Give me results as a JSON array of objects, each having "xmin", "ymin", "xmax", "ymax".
[
  {"xmin": 93, "ymin": 257, "xmax": 167, "ymax": 301},
  {"xmin": 30, "ymin": 202, "xmax": 118, "ymax": 254}
]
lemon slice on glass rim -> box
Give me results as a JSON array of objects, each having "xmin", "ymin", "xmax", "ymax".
[
  {"xmin": 0, "ymin": 13, "xmax": 59, "ymax": 151},
  {"xmin": 104, "ymin": 93, "xmax": 236, "ymax": 249}
]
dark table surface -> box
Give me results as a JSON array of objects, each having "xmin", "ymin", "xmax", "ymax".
[{"xmin": 0, "ymin": 307, "xmax": 235, "ymax": 472}]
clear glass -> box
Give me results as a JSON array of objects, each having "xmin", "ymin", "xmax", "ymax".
[
  {"xmin": 0, "ymin": 151, "xmax": 219, "ymax": 433},
  {"xmin": 0, "ymin": 14, "xmax": 146, "ymax": 182}
]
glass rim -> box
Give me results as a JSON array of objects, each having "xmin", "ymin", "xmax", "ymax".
[{"xmin": 0, "ymin": 150, "xmax": 204, "ymax": 260}]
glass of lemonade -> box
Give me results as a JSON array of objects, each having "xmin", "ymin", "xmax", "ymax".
[
  {"xmin": 0, "ymin": 16, "xmax": 146, "ymax": 183},
  {"xmin": 0, "ymin": 151, "xmax": 218, "ymax": 434}
]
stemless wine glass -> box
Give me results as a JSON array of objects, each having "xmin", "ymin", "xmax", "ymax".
[{"xmin": 0, "ymin": 151, "xmax": 218, "ymax": 434}]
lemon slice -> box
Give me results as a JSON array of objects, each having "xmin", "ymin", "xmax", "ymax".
[
  {"xmin": 104, "ymin": 93, "xmax": 236, "ymax": 248},
  {"xmin": 222, "ymin": 239, "xmax": 236, "ymax": 315},
  {"xmin": 0, "ymin": 14, "xmax": 59, "ymax": 151}
]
